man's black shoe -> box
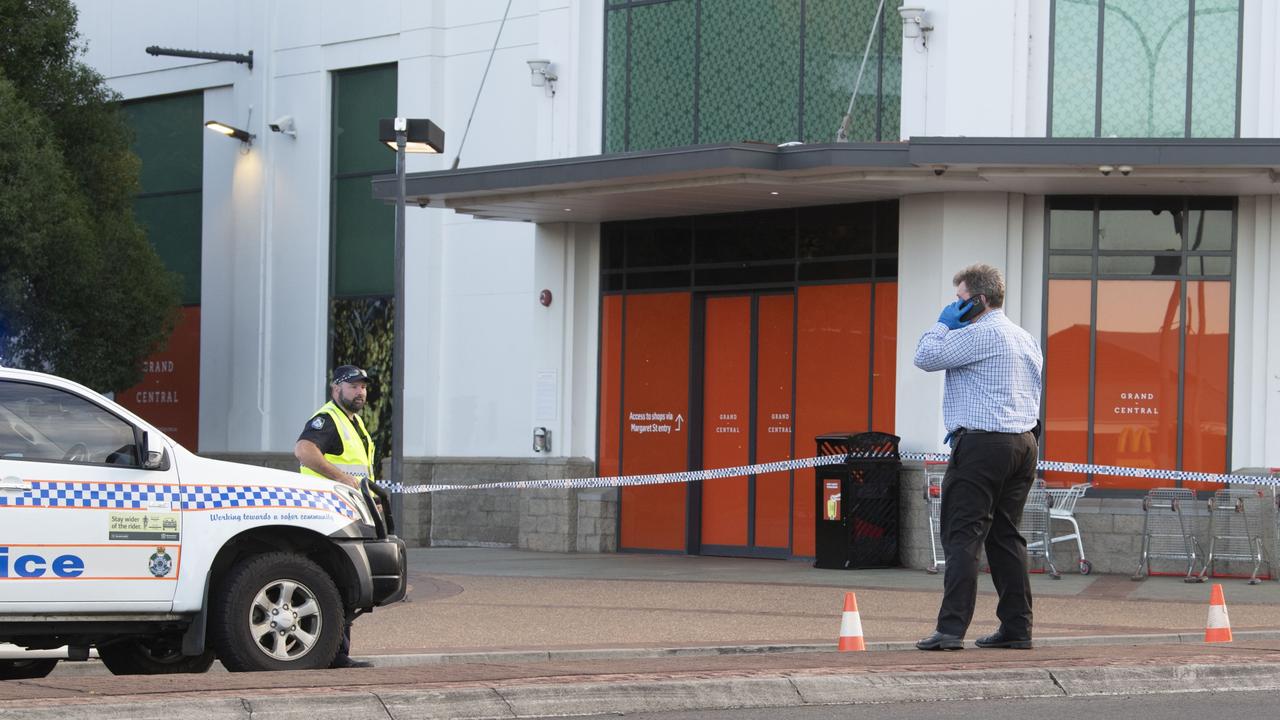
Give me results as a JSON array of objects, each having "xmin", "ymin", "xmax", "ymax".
[
  {"xmin": 915, "ymin": 631, "xmax": 964, "ymax": 651},
  {"xmin": 330, "ymin": 656, "xmax": 374, "ymax": 668},
  {"xmin": 974, "ymin": 630, "xmax": 1033, "ymax": 649}
]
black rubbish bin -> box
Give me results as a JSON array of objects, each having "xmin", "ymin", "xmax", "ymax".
[{"xmin": 813, "ymin": 432, "xmax": 902, "ymax": 569}]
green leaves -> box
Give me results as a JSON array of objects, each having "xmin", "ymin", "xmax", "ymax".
[{"xmin": 0, "ymin": 0, "xmax": 179, "ymax": 391}]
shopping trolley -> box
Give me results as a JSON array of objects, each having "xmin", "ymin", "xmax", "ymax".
[
  {"xmin": 1199, "ymin": 487, "xmax": 1267, "ymax": 584},
  {"xmin": 1131, "ymin": 488, "xmax": 1203, "ymax": 582},
  {"xmin": 922, "ymin": 461, "xmax": 947, "ymax": 574},
  {"xmin": 1022, "ymin": 479, "xmax": 1061, "ymax": 579},
  {"xmin": 1045, "ymin": 483, "xmax": 1092, "ymax": 575}
]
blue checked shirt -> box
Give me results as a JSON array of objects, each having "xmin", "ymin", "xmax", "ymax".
[{"xmin": 913, "ymin": 308, "xmax": 1043, "ymax": 435}]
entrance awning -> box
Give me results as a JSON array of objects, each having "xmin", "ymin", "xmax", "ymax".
[{"xmin": 370, "ymin": 137, "xmax": 1280, "ymax": 223}]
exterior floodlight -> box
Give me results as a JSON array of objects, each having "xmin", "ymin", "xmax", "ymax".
[
  {"xmin": 899, "ymin": 6, "xmax": 933, "ymax": 40},
  {"xmin": 204, "ymin": 120, "xmax": 252, "ymax": 144},
  {"xmin": 378, "ymin": 117, "xmax": 445, "ymax": 154}
]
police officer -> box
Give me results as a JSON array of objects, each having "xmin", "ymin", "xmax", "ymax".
[{"xmin": 294, "ymin": 364, "xmax": 377, "ymax": 668}]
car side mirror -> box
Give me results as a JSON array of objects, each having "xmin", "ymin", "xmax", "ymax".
[{"xmin": 141, "ymin": 431, "xmax": 165, "ymax": 470}]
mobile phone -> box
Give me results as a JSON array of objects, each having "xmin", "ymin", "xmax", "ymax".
[{"xmin": 959, "ymin": 296, "xmax": 985, "ymax": 322}]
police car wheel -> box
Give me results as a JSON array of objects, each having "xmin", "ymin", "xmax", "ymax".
[
  {"xmin": 0, "ymin": 658, "xmax": 58, "ymax": 680},
  {"xmin": 211, "ymin": 552, "xmax": 343, "ymax": 672},
  {"xmin": 97, "ymin": 637, "xmax": 216, "ymax": 675}
]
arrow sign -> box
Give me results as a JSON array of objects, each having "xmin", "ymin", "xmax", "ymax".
[{"xmin": 675, "ymin": 414, "xmax": 684, "ymax": 431}]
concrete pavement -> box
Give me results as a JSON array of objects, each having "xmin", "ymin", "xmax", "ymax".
[{"xmin": 5, "ymin": 547, "xmax": 1280, "ymax": 718}]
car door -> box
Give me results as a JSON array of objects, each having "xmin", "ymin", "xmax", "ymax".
[{"xmin": 0, "ymin": 378, "xmax": 181, "ymax": 611}]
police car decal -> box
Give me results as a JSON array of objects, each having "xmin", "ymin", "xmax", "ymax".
[
  {"xmin": 0, "ymin": 481, "xmax": 357, "ymax": 519},
  {"xmin": 148, "ymin": 547, "xmax": 173, "ymax": 577},
  {"xmin": 0, "ymin": 544, "xmax": 181, "ymax": 580}
]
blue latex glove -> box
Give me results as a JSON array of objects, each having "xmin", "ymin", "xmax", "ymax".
[{"xmin": 938, "ymin": 300, "xmax": 973, "ymax": 330}]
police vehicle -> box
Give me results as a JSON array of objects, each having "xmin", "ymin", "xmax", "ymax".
[{"xmin": 0, "ymin": 368, "xmax": 405, "ymax": 678}]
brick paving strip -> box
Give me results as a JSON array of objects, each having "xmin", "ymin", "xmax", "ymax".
[{"xmin": 5, "ymin": 641, "xmax": 1280, "ymax": 718}]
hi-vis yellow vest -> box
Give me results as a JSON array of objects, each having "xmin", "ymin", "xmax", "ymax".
[{"xmin": 299, "ymin": 401, "xmax": 376, "ymax": 481}]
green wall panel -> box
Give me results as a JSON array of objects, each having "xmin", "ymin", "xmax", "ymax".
[
  {"xmin": 1051, "ymin": 0, "xmax": 1099, "ymax": 137},
  {"xmin": 697, "ymin": 0, "xmax": 802, "ymax": 145},
  {"xmin": 1190, "ymin": 0, "xmax": 1239, "ymax": 138},
  {"xmin": 628, "ymin": 0, "xmax": 697, "ymax": 150},
  {"xmin": 804, "ymin": 0, "xmax": 897, "ymax": 143},
  {"xmin": 332, "ymin": 64, "xmax": 397, "ymax": 175},
  {"xmin": 332, "ymin": 176, "xmax": 394, "ymax": 297},
  {"xmin": 123, "ymin": 93, "xmax": 203, "ymax": 193},
  {"xmin": 134, "ymin": 193, "xmax": 202, "ymax": 305},
  {"xmin": 604, "ymin": 9, "xmax": 629, "ymax": 153}
]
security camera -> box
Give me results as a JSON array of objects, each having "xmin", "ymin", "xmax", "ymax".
[
  {"xmin": 932, "ymin": 165, "xmax": 947, "ymax": 176},
  {"xmin": 1118, "ymin": 165, "xmax": 1133, "ymax": 176},
  {"xmin": 268, "ymin": 115, "xmax": 296, "ymax": 137},
  {"xmin": 1098, "ymin": 164, "xmax": 1114, "ymax": 176}
]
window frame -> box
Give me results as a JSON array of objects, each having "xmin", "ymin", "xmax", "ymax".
[{"xmin": 0, "ymin": 380, "xmax": 145, "ymax": 470}]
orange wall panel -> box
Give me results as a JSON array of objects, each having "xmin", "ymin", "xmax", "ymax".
[
  {"xmin": 1044, "ymin": 280, "xmax": 1091, "ymax": 488},
  {"xmin": 793, "ymin": 284, "xmax": 872, "ymax": 557},
  {"xmin": 871, "ymin": 282, "xmax": 897, "ymax": 433},
  {"xmin": 619, "ymin": 292, "xmax": 691, "ymax": 552},
  {"xmin": 1182, "ymin": 280, "xmax": 1230, "ymax": 491},
  {"xmin": 598, "ymin": 296, "xmax": 623, "ymax": 478},
  {"xmin": 117, "ymin": 306, "xmax": 201, "ymax": 450},
  {"xmin": 755, "ymin": 294, "xmax": 794, "ymax": 549},
  {"xmin": 701, "ymin": 296, "xmax": 751, "ymax": 546}
]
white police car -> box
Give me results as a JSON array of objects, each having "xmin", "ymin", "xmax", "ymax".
[{"xmin": 0, "ymin": 368, "xmax": 405, "ymax": 678}]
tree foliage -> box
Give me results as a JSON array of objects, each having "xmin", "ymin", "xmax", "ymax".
[{"xmin": 0, "ymin": 0, "xmax": 179, "ymax": 391}]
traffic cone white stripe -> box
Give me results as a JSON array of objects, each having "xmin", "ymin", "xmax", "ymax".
[
  {"xmin": 837, "ymin": 591, "xmax": 865, "ymax": 652},
  {"xmin": 840, "ymin": 611, "xmax": 863, "ymax": 639}
]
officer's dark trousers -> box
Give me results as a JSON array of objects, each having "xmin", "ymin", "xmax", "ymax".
[{"xmin": 935, "ymin": 430, "xmax": 1039, "ymax": 638}]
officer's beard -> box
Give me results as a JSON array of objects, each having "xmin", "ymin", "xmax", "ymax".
[{"xmin": 337, "ymin": 394, "xmax": 366, "ymax": 415}]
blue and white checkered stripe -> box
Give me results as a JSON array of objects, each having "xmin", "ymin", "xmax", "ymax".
[
  {"xmin": 376, "ymin": 453, "xmax": 1280, "ymax": 495},
  {"xmin": 0, "ymin": 481, "xmax": 356, "ymax": 518}
]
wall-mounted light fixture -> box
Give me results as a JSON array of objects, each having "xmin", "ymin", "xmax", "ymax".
[
  {"xmin": 898, "ymin": 6, "xmax": 934, "ymax": 45},
  {"xmin": 527, "ymin": 59, "xmax": 558, "ymax": 96},
  {"xmin": 378, "ymin": 117, "xmax": 445, "ymax": 154},
  {"xmin": 204, "ymin": 120, "xmax": 253, "ymax": 144}
]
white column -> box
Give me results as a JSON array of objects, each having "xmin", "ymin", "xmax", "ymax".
[{"xmin": 896, "ymin": 193, "xmax": 1030, "ymax": 453}]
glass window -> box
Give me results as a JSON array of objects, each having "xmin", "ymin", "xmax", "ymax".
[
  {"xmin": 1049, "ymin": 0, "xmax": 1240, "ymax": 139},
  {"xmin": 799, "ymin": 204, "xmax": 875, "ymax": 258},
  {"xmin": 0, "ymin": 382, "xmax": 139, "ymax": 467},
  {"xmin": 626, "ymin": 219, "xmax": 693, "ymax": 268},
  {"xmin": 1049, "ymin": 208, "xmax": 1093, "ymax": 250},
  {"xmin": 1190, "ymin": 0, "xmax": 1240, "ymax": 138},
  {"xmin": 1043, "ymin": 196, "xmax": 1235, "ymax": 490},
  {"xmin": 695, "ymin": 210, "xmax": 794, "ymax": 263},
  {"xmin": 1050, "ymin": 0, "xmax": 1100, "ymax": 137},
  {"xmin": 1097, "ymin": 200, "xmax": 1182, "ymax": 251},
  {"xmin": 803, "ymin": 0, "xmax": 901, "ymax": 143}
]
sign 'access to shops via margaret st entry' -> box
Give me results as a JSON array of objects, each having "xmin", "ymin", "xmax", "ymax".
[{"xmin": 628, "ymin": 411, "xmax": 684, "ymax": 434}]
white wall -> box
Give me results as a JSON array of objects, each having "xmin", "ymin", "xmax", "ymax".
[
  {"xmin": 75, "ymin": 0, "xmax": 602, "ymax": 460},
  {"xmin": 895, "ymin": 192, "xmax": 1039, "ymax": 452},
  {"xmin": 899, "ymin": 0, "xmax": 1051, "ymax": 138},
  {"xmin": 1233, "ymin": 197, "xmax": 1280, "ymax": 469}
]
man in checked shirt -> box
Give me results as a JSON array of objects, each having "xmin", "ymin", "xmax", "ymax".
[{"xmin": 913, "ymin": 264, "xmax": 1044, "ymax": 652}]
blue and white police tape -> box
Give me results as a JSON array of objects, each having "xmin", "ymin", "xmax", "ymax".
[{"xmin": 374, "ymin": 453, "xmax": 1280, "ymax": 494}]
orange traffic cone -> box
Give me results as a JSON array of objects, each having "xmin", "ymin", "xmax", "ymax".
[
  {"xmin": 1205, "ymin": 583, "xmax": 1232, "ymax": 643},
  {"xmin": 838, "ymin": 591, "xmax": 865, "ymax": 652}
]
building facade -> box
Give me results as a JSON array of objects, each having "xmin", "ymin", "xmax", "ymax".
[{"xmin": 77, "ymin": 1, "xmax": 1280, "ymax": 564}]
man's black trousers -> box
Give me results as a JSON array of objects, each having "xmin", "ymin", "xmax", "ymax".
[{"xmin": 936, "ymin": 430, "xmax": 1039, "ymax": 638}]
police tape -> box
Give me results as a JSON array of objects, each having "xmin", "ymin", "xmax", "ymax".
[{"xmin": 375, "ymin": 452, "xmax": 1280, "ymax": 494}]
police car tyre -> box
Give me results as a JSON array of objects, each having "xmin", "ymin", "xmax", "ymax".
[
  {"xmin": 211, "ymin": 552, "xmax": 343, "ymax": 672},
  {"xmin": 97, "ymin": 636, "xmax": 216, "ymax": 675},
  {"xmin": 0, "ymin": 658, "xmax": 58, "ymax": 680}
]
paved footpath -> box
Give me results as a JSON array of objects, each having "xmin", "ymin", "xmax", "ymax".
[{"xmin": 5, "ymin": 548, "xmax": 1280, "ymax": 719}]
